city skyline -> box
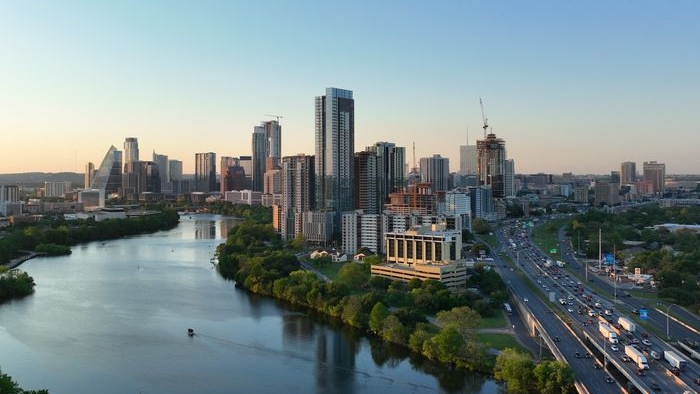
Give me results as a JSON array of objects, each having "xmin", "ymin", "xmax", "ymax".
[{"xmin": 1, "ymin": 1, "xmax": 699, "ymax": 175}]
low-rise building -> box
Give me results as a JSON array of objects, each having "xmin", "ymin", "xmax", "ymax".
[{"xmin": 370, "ymin": 224, "xmax": 467, "ymax": 291}]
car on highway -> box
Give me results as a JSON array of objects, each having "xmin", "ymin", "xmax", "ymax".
[
  {"xmin": 606, "ymin": 377, "xmax": 614, "ymax": 384},
  {"xmin": 523, "ymin": 297, "xmax": 529, "ymax": 302},
  {"xmin": 621, "ymin": 355, "xmax": 630, "ymax": 362},
  {"xmin": 610, "ymin": 344, "xmax": 619, "ymax": 351},
  {"xmin": 568, "ymin": 308, "xmax": 574, "ymax": 313},
  {"xmin": 642, "ymin": 339, "xmax": 652, "ymax": 346}
]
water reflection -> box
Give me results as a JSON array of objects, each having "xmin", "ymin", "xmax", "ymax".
[{"xmin": 0, "ymin": 214, "xmax": 501, "ymax": 394}]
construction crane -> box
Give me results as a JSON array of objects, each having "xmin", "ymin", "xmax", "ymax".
[
  {"xmin": 265, "ymin": 114, "xmax": 284, "ymax": 122},
  {"xmin": 479, "ymin": 98, "xmax": 488, "ymax": 138}
]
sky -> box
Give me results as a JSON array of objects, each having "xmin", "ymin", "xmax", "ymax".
[{"xmin": 1, "ymin": 0, "xmax": 698, "ymax": 175}]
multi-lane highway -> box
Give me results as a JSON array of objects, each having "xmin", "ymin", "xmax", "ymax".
[{"xmin": 493, "ymin": 219, "xmax": 700, "ymax": 394}]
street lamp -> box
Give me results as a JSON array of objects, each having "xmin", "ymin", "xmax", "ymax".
[{"xmin": 666, "ymin": 304, "xmax": 676, "ymax": 341}]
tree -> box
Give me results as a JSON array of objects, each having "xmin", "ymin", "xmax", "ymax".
[
  {"xmin": 494, "ymin": 348, "xmax": 534, "ymax": 394},
  {"xmin": 472, "ymin": 218, "xmax": 492, "ymax": 234},
  {"xmin": 381, "ymin": 314, "xmax": 406, "ymax": 345},
  {"xmin": 369, "ymin": 302, "xmax": 390, "ymax": 332},
  {"xmin": 0, "ymin": 369, "xmax": 49, "ymax": 394},
  {"xmin": 430, "ymin": 326, "xmax": 466, "ymax": 364},
  {"xmin": 435, "ymin": 306, "xmax": 480, "ymax": 342},
  {"xmin": 533, "ymin": 360, "xmax": 575, "ymax": 394}
]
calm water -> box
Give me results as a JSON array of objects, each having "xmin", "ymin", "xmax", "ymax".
[{"xmin": 0, "ymin": 214, "xmax": 501, "ymax": 394}]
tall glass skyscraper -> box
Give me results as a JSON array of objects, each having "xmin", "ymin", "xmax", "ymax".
[
  {"xmin": 252, "ymin": 126, "xmax": 267, "ymax": 192},
  {"xmin": 124, "ymin": 137, "xmax": 139, "ymax": 169},
  {"xmin": 195, "ymin": 152, "xmax": 217, "ymax": 192},
  {"xmin": 91, "ymin": 145, "xmax": 123, "ymax": 195},
  {"xmin": 314, "ymin": 87, "xmax": 354, "ymax": 218}
]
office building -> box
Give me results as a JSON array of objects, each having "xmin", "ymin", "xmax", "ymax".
[
  {"xmin": 124, "ymin": 137, "xmax": 139, "ymax": 169},
  {"xmin": 195, "ymin": 152, "xmax": 217, "ymax": 192},
  {"xmin": 315, "ymin": 87, "xmax": 354, "ymax": 221},
  {"xmin": 91, "ymin": 146, "xmax": 123, "ymax": 196},
  {"xmin": 643, "ymin": 161, "xmax": 666, "ymax": 195},
  {"xmin": 477, "ymin": 132, "xmax": 507, "ymax": 198},
  {"xmin": 419, "ymin": 154, "xmax": 449, "ymax": 193},
  {"xmin": 620, "ymin": 161, "xmax": 636, "ymax": 185},
  {"xmin": 152, "ymin": 152, "xmax": 170, "ymax": 192},
  {"xmin": 595, "ymin": 181, "xmax": 620, "ymax": 206},
  {"xmin": 264, "ymin": 120, "xmax": 282, "ymax": 169},
  {"xmin": 371, "ymin": 224, "xmax": 467, "ymax": 291}
]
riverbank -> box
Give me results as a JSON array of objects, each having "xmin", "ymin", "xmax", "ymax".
[{"xmin": 3, "ymin": 251, "xmax": 43, "ymax": 269}]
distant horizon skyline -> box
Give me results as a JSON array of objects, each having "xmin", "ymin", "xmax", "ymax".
[{"xmin": 2, "ymin": 1, "xmax": 698, "ymax": 175}]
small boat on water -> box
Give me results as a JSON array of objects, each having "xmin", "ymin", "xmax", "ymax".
[{"xmin": 187, "ymin": 328, "xmax": 195, "ymax": 337}]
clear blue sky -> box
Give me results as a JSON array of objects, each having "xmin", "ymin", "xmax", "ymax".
[{"xmin": 1, "ymin": 0, "xmax": 698, "ymax": 175}]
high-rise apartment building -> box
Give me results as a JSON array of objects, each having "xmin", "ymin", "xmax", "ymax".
[
  {"xmin": 124, "ymin": 137, "xmax": 139, "ymax": 169},
  {"xmin": 354, "ymin": 151, "xmax": 379, "ymax": 213},
  {"xmin": 643, "ymin": 161, "xmax": 666, "ymax": 195},
  {"xmin": 366, "ymin": 142, "xmax": 405, "ymax": 205},
  {"xmin": 264, "ymin": 120, "xmax": 282, "ymax": 169},
  {"xmin": 220, "ymin": 156, "xmax": 240, "ymax": 194},
  {"xmin": 195, "ymin": 152, "xmax": 217, "ymax": 192},
  {"xmin": 620, "ymin": 161, "xmax": 636, "ymax": 185},
  {"xmin": 252, "ymin": 126, "xmax": 267, "ymax": 192},
  {"xmin": 477, "ymin": 132, "xmax": 507, "ymax": 198},
  {"xmin": 239, "ymin": 156, "xmax": 253, "ymax": 189},
  {"xmin": 504, "ymin": 159, "xmax": 515, "ymax": 197},
  {"xmin": 315, "ymin": 87, "xmax": 354, "ymax": 221},
  {"xmin": 459, "ymin": 145, "xmax": 477, "ymax": 176},
  {"xmin": 419, "ymin": 154, "xmax": 449, "ymax": 192},
  {"xmin": 281, "ymin": 154, "xmax": 315, "ymax": 240}
]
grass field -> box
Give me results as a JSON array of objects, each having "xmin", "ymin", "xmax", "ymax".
[
  {"xmin": 304, "ymin": 259, "xmax": 347, "ymax": 280},
  {"xmin": 480, "ymin": 312, "xmax": 507, "ymax": 329},
  {"xmin": 477, "ymin": 332, "xmax": 529, "ymax": 354}
]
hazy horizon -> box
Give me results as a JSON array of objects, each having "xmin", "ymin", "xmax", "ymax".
[{"xmin": 2, "ymin": 1, "xmax": 698, "ymax": 175}]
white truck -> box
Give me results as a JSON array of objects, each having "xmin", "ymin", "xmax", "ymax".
[
  {"xmin": 625, "ymin": 345, "xmax": 649, "ymax": 370},
  {"xmin": 556, "ymin": 260, "xmax": 565, "ymax": 267},
  {"xmin": 598, "ymin": 323, "xmax": 619, "ymax": 344},
  {"xmin": 664, "ymin": 350, "xmax": 687, "ymax": 370},
  {"xmin": 618, "ymin": 316, "xmax": 636, "ymax": 333}
]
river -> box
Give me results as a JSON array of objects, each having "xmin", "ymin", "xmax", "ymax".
[{"xmin": 0, "ymin": 214, "xmax": 502, "ymax": 394}]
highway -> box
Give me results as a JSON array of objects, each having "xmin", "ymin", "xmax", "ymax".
[{"xmin": 494, "ymin": 219, "xmax": 700, "ymax": 394}]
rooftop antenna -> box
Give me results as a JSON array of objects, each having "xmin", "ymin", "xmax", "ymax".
[
  {"xmin": 265, "ymin": 114, "xmax": 284, "ymax": 122},
  {"xmin": 479, "ymin": 98, "xmax": 488, "ymax": 138}
]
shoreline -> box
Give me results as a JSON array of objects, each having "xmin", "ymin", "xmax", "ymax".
[{"xmin": 3, "ymin": 251, "xmax": 42, "ymax": 270}]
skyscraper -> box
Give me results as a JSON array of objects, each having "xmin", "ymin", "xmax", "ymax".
[
  {"xmin": 264, "ymin": 120, "xmax": 282, "ymax": 169},
  {"xmin": 366, "ymin": 141, "xmax": 405, "ymax": 205},
  {"xmin": 504, "ymin": 159, "xmax": 515, "ymax": 197},
  {"xmin": 124, "ymin": 137, "xmax": 139, "ymax": 169},
  {"xmin": 314, "ymin": 87, "xmax": 354, "ymax": 219},
  {"xmin": 354, "ymin": 151, "xmax": 379, "ymax": 213},
  {"xmin": 152, "ymin": 151, "xmax": 169, "ymax": 192},
  {"xmin": 459, "ymin": 145, "xmax": 477, "ymax": 176},
  {"xmin": 419, "ymin": 154, "xmax": 449, "ymax": 192},
  {"xmin": 620, "ymin": 161, "xmax": 636, "ymax": 185},
  {"xmin": 477, "ymin": 132, "xmax": 507, "ymax": 198},
  {"xmin": 220, "ymin": 156, "xmax": 239, "ymax": 194},
  {"xmin": 643, "ymin": 161, "xmax": 666, "ymax": 195},
  {"xmin": 91, "ymin": 146, "xmax": 122, "ymax": 195},
  {"xmin": 84, "ymin": 162, "xmax": 95, "ymax": 189},
  {"xmin": 195, "ymin": 152, "xmax": 217, "ymax": 192},
  {"xmin": 252, "ymin": 126, "xmax": 267, "ymax": 192},
  {"xmin": 281, "ymin": 154, "xmax": 315, "ymax": 240}
]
